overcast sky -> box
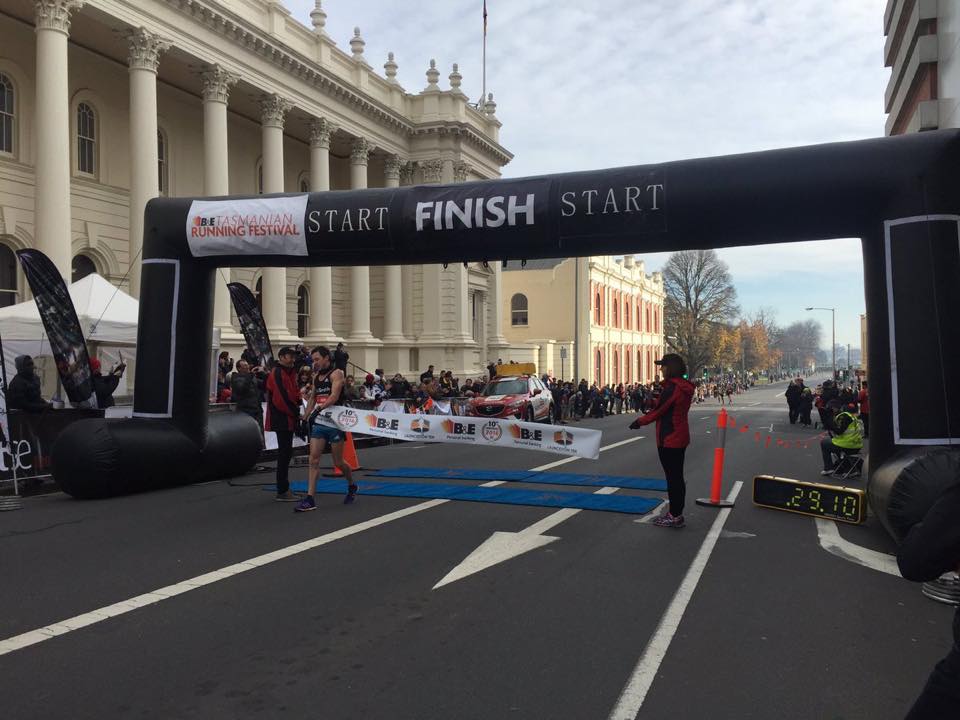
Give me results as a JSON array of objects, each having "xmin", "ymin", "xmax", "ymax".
[{"xmin": 288, "ymin": 0, "xmax": 888, "ymax": 347}]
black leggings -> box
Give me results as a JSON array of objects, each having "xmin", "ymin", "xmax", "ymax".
[
  {"xmin": 657, "ymin": 446, "xmax": 687, "ymax": 517},
  {"xmin": 274, "ymin": 429, "xmax": 294, "ymax": 495}
]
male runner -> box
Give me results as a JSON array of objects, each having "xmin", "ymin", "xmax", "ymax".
[{"xmin": 294, "ymin": 346, "xmax": 357, "ymax": 513}]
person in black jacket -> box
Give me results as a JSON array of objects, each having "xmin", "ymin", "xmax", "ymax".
[
  {"xmin": 230, "ymin": 360, "xmax": 263, "ymax": 433},
  {"xmin": 785, "ymin": 378, "xmax": 803, "ymax": 424},
  {"xmin": 897, "ymin": 482, "xmax": 960, "ymax": 719},
  {"xmin": 333, "ymin": 342, "xmax": 349, "ymax": 373},
  {"xmin": 89, "ymin": 357, "xmax": 124, "ymax": 409},
  {"xmin": 7, "ymin": 355, "xmax": 51, "ymax": 412}
]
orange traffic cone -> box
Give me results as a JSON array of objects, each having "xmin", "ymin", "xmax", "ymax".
[{"xmin": 329, "ymin": 432, "xmax": 361, "ymax": 476}]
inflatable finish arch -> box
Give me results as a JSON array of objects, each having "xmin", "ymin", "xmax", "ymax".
[{"xmin": 53, "ymin": 130, "xmax": 960, "ymax": 536}]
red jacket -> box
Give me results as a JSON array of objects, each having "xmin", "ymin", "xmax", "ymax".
[
  {"xmin": 858, "ymin": 389, "xmax": 869, "ymax": 414},
  {"xmin": 264, "ymin": 365, "xmax": 300, "ymax": 432},
  {"xmin": 634, "ymin": 377, "xmax": 695, "ymax": 448}
]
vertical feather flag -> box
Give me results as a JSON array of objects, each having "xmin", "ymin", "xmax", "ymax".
[{"xmin": 483, "ymin": 0, "xmax": 488, "ymax": 35}]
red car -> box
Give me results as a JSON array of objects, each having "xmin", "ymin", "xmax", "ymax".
[{"xmin": 467, "ymin": 375, "xmax": 555, "ymax": 423}]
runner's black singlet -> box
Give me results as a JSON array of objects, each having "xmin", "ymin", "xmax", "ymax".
[{"xmin": 314, "ymin": 369, "xmax": 335, "ymax": 403}]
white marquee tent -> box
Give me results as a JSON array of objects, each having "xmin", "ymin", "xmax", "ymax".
[{"xmin": 0, "ymin": 273, "xmax": 138, "ymax": 391}]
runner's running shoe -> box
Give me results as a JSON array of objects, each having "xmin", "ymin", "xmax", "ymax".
[
  {"xmin": 652, "ymin": 512, "xmax": 685, "ymax": 528},
  {"xmin": 344, "ymin": 484, "xmax": 358, "ymax": 505},
  {"xmin": 294, "ymin": 495, "xmax": 317, "ymax": 513},
  {"xmin": 275, "ymin": 490, "xmax": 300, "ymax": 502}
]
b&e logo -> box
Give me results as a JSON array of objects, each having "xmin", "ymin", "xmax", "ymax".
[
  {"xmin": 510, "ymin": 425, "xmax": 543, "ymax": 441},
  {"xmin": 481, "ymin": 421, "xmax": 502, "ymax": 442},
  {"xmin": 367, "ymin": 415, "xmax": 399, "ymax": 431},
  {"xmin": 193, "ymin": 216, "xmax": 216, "ymax": 227},
  {"xmin": 442, "ymin": 419, "xmax": 476, "ymax": 436},
  {"xmin": 337, "ymin": 409, "xmax": 358, "ymax": 428}
]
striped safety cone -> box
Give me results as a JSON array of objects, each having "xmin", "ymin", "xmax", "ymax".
[{"xmin": 696, "ymin": 407, "xmax": 735, "ymax": 508}]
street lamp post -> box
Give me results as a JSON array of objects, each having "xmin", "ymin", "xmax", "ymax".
[{"xmin": 805, "ymin": 307, "xmax": 835, "ymax": 379}]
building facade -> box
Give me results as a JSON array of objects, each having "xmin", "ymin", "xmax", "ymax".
[
  {"xmin": 884, "ymin": 0, "xmax": 960, "ymax": 134},
  {"xmin": 0, "ymin": 0, "xmax": 513, "ymax": 379},
  {"xmin": 501, "ymin": 256, "xmax": 665, "ymax": 386}
]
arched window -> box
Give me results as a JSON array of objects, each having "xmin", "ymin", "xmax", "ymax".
[
  {"xmin": 510, "ymin": 293, "xmax": 528, "ymax": 326},
  {"xmin": 71, "ymin": 254, "xmax": 97, "ymax": 283},
  {"xmin": 157, "ymin": 129, "xmax": 168, "ymax": 196},
  {"xmin": 256, "ymin": 159, "xmax": 263, "ymax": 194},
  {"xmin": 613, "ymin": 350, "xmax": 619, "ymax": 383},
  {"xmin": 612, "ymin": 299, "xmax": 618, "ymax": 327},
  {"xmin": 638, "ymin": 349, "xmax": 643, "ymax": 381},
  {"xmin": 0, "ymin": 73, "xmax": 14, "ymax": 156},
  {"xmin": 595, "ymin": 349, "xmax": 602, "ymax": 385},
  {"xmin": 254, "ymin": 276, "xmax": 262, "ymax": 311},
  {"xmin": 624, "ymin": 299, "xmax": 630, "ymax": 329},
  {"xmin": 646, "ymin": 306, "xmax": 652, "ymax": 332},
  {"xmin": 77, "ymin": 102, "xmax": 97, "ymax": 175},
  {"xmin": 595, "ymin": 292, "xmax": 601, "ymax": 325},
  {"xmin": 297, "ymin": 284, "xmax": 309, "ymax": 338},
  {"xmin": 0, "ymin": 243, "xmax": 17, "ymax": 308},
  {"xmin": 654, "ymin": 308, "xmax": 659, "ymax": 333}
]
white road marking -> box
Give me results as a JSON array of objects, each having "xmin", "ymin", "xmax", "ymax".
[
  {"xmin": 0, "ymin": 436, "xmax": 645, "ymax": 657},
  {"xmin": 749, "ymin": 402, "xmax": 762, "ymax": 406},
  {"xmin": 529, "ymin": 436, "xmax": 642, "ymax": 471},
  {"xmin": 814, "ymin": 519, "xmax": 901, "ymax": 577},
  {"xmin": 607, "ymin": 481, "xmax": 744, "ymax": 720},
  {"xmin": 433, "ymin": 487, "xmax": 620, "ymax": 589},
  {"xmin": 635, "ymin": 499, "xmax": 668, "ymax": 523}
]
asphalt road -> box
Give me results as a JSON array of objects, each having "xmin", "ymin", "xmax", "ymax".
[{"xmin": 0, "ymin": 378, "xmax": 953, "ymax": 720}]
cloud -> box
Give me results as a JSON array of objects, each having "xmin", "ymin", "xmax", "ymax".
[{"xmin": 287, "ymin": 0, "xmax": 886, "ymax": 347}]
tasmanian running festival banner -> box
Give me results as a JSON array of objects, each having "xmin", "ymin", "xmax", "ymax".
[
  {"xmin": 315, "ymin": 406, "xmax": 602, "ymax": 459},
  {"xmin": 227, "ymin": 282, "xmax": 274, "ymax": 369}
]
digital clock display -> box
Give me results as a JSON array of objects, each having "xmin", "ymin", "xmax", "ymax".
[{"xmin": 752, "ymin": 475, "xmax": 865, "ymax": 524}]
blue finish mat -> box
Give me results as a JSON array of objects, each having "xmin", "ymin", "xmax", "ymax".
[
  {"xmin": 274, "ymin": 480, "xmax": 661, "ymax": 515},
  {"xmin": 365, "ymin": 466, "xmax": 667, "ymax": 491}
]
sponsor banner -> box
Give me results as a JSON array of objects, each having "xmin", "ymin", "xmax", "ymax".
[
  {"xmin": 16, "ymin": 249, "xmax": 97, "ymax": 407},
  {"xmin": 0, "ymin": 408, "xmax": 104, "ymax": 482},
  {"xmin": 315, "ymin": 405, "xmax": 601, "ymax": 459},
  {"xmin": 227, "ymin": 282, "xmax": 274, "ymax": 368},
  {"xmin": 186, "ymin": 196, "xmax": 309, "ymax": 257}
]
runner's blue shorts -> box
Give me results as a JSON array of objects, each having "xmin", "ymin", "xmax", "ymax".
[{"xmin": 310, "ymin": 423, "xmax": 344, "ymax": 443}]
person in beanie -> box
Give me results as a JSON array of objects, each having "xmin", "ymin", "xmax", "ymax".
[
  {"xmin": 628, "ymin": 353, "xmax": 695, "ymax": 528},
  {"xmin": 8, "ymin": 355, "xmax": 51, "ymax": 412}
]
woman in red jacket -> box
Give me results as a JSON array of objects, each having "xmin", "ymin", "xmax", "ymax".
[{"xmin": 629, "ymin": 354, "xmax": 695, "ymax": 528}]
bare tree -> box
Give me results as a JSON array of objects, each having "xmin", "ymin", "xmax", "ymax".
[{"xmin": 662, "ymin": 250, "xmax": 739, "ymax": 376}]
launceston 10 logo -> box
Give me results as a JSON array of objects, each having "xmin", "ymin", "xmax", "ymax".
[
  {"xmin": 336, "ymin": 409, "xmax": 359, "ymax": 428},
  {"xmin": 481, "ymin": 421, "xmax": 502, "ymax": 442}
]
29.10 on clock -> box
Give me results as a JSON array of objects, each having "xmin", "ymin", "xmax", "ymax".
[{"xmin": 752, "ymin": 475, "xmax": 865, "ymax": 525}]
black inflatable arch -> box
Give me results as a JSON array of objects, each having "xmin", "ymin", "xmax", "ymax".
[{"xmin": 53, "ymin": 130, "xmax": 960, "ymax": 535}]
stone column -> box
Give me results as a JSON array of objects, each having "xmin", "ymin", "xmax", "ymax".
[
  {"xmin": 399, "ymin": 161, "xmax": 416, "ymax": 341},
  {"xmin": 305, "ymin": 117, "xmax": 338, "ymax": 345},
  {"xmin": 379, "ymin": 154, "xmax": 410, "ymax": 373},
  {"xmin": 34, "ymin": 0, "xmax": 83, "ymax": 280},
  {"xmin": 201, "ymin": 65, "xmax": 237, "ymax": 334},
  {"xmin": 127, "ymin": 28, "xmax": 169, "ymax": 299},
  {"xmin": 418, "ymin": 159, "xmax": 445, "ymax": 345},
  {"xmin": 259, "ymin": 94, "xmax": 294, "ymax": 341},
  {"xmin": 345, "ymin": 137, "xmax": 381, "ymax": 370}
]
